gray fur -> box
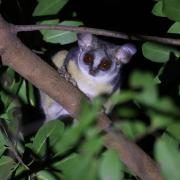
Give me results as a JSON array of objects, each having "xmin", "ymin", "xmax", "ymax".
[{"xmin": 40, "ymin": 33, "xmax": 136, "ymax": 121}]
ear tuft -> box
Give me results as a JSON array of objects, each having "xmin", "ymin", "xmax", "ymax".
[
  {"xmin": 77, "ymin": 33, "xmax": 94, "ymax": 49},
  {"xmin": 116, "ymin": 43, "xmax": 137, "ymax": 64}
]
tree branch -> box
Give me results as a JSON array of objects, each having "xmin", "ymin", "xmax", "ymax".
[
  {"xmin": 0, "ymin": 15, "xmax": 163, "ymax": 180},
  {"xmin": 12, "ymin": 24, "xmax": 180, "ymax": 46}
]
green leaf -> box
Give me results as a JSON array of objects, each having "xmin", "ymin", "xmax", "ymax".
[
  {"xmin": 130, "ymin": 71, "xmax": 158, "ymax": 106},
  {"xmin": 14, "ymin": 164, "xmax": 27, "ymax": 177},
  {"xmin": 168, "ymin": 22, "xmax": 180, "ymax": 34},
  {"xmin": 157, "ymin": 56, "xmax": 180, "ymax": 88},
  {"xmin": 53, "ymin": 153, "xmax": 80, "ymax": 174},
  {"xmin": 41, "ymin": 20, "xmax": 83, "ymax": 44},
  {"xmin": 17, "ymin": 80, "xmax": 36, "ymax": 106},
  {"xmin": 0, "ymin": 108, "xmax": 23, "ymax": 152},
  {"xmin": 55, "ymin": 153, "xmax": 97, "ymax": 180},
  {"xmin": 7, "ymin": 108, "xmax": 21, "ymax": 128},
  {"xmin": 54, "ymin": 113, "xmax": 98, "ymax": 156},
  {"xmin": 154, "ymin": 134, "xmax": 180, "ymax": 180},
  {"xmin": 54, "ymin": 127, "xmax": 80, "ymax": 156},
  {"xmin": 32, "ymin": 120, "xmax": 64, "ymax": 157},
  {"xmin": 142, "ymin": 42, "xmax": 180, "ymax": 63},
  {"xmin": 48, "ymin": 100, "xmax": 96, "ymax": 158},
  {"xmin": 3, "ymin": 109, "xmax": 24, "ymax": 155},
  {"xmin": 54, "ymin": 98, "xmax": 101, "ymax": 156},
  {"xmin": 99, "ymin": 150, "xmax": 124, "ymax": 180},
  {"xmin": 0, "ymin": 130, "xmax": 8, "ymax": 147},
  {"xmin": 27, "ymin": 82, "xmax": 36, "ymax": 106},
  {"xmin": 130, "ymin": 71, "xmax": 155, "ymax": 88},
  {"xmin": 150, "ymin": 111, "xmax": 173, "ymax": 130},
  {"xmin": 152, "ymin": 1, "xmax": 165, "ymax": 17},
  {"xmin": 167, "ymin": 122, "xmax": 180, "ymax": 142},
  {"xmin": 40, "ymin": 19, "xmax": 59, "ymax": 35},
  {"xmin": 153, "ymin": 97, "xmax": 179, "ymax": 117},
  {"xmin": 80, "ymin": 136, "xmax": 103, "ymax": 156},
  {"xmin": 77, "ymin": 97, "xmax": 102, "ymax": 130},
  {"xmin": 0, "ymin": 146, "xmax": 6, "ymax": 158},
  {"xmin": 54, "ymin": 98, "xmax": 102, "ymax": 156},
  {"xmin": 111, "ymin": 91, "xmax": 134, "ymax": 104},
  {"xmin": 148, "ymin": 97, "xmax": 179, "ymax": 129},
  {"xmin": 70, "ymin": 156, "xmax": 97, "ymax": 180},
  {"xmin": 0, "ymin": 68, "xmax": 14, "ymax": 89},
  {"xmin": 33, "ymin": 0, "xmax": 69, "ymax": 16},
  {"xmin": 85, "ymin": 127, "xmax": 101, "ymax": 139},
  {"xmin": 117, "ymin": 107, "xmax": 137, "ymax": 118},
  {"xmin": 0, "ymin": 68, "xmax": 22, "ymax": 109},
  {"xmin": 78, "ymin": 159, "xmax": 97, "ymax": 180},
  {"xmin": 154, "ymin": 65, "xmax": 164, "ymax": 84},
  {"xmin": 36, "ymin": 170, "xmax": 60, "ymax": 180},
  {"xmin": 18, "ymin": 80, "xmax": 29, "ymax": 104},
  {"xmin": 163, "ymin": 0, "xmax": 180, "ymax": 21},
  {"xmin": 116, "ymin": 121, "xmax": 147, "ymax": 140},
  {"xmin": 52, "ymin": 153, "xmax": 80, "ymax": 180},
  {"xmin": 0, "ymin": 156, "xmax": 17, "ymax": 180},
  {"xmin": 0, "ymin": 129, "xmax": 8, "ymax": 157}
]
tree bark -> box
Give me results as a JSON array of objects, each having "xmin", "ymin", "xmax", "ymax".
[{"xmin": 0, "ymin": 15, "xmax": 163, "ymax": 180}]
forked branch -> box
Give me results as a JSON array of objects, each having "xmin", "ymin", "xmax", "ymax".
[
  {"xmin": 0, "ymin": 15, "xmax": 163, "ymax": 180},
  {"xmin": 12, "ymin": 23, "xmax": 180, "ymax": 46}
]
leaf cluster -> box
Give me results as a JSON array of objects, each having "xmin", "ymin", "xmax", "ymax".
[{"xmin": 0, "ymin": 0, "xmax": 180, "ymax": 179}]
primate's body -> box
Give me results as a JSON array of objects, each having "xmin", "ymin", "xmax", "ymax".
[{"xmin": 40, "ymin": 33, "xmax": 136, "ymax": 121}]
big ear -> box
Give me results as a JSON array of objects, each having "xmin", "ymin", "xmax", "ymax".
[
  {"xmin": 115, "ymin": 44, "xmax": 137, "ymax": 64},
  {"xmin": 77, "ymin": 33, "xmax": 97, "ymax": 50}
]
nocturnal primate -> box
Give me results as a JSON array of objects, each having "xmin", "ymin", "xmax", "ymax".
[{"xmin": 40, "ymin": 33, "xmax": 136, "ymax": 121}]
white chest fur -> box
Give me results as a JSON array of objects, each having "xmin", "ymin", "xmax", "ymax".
[{"xmin": 67, "ymin": 60, "xmax": 113, "ymax": 99}]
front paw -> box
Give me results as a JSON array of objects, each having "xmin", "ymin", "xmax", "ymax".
[{"xmin": 58, "ymin": 66, "xmax": 77, "ymax": 87}]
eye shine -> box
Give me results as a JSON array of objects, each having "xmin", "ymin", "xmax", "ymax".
[
  {"xmin": 98, "ymin": 58, "xmax": 112, "ymax": 71},
  {"xmin": 83, "ymin": 53, "xmax": 94, "ymax": 65}
]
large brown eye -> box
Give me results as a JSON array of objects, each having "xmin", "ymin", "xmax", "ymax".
[
  {"xmin": 83, "ymin": 53, "xmax": 94, "ymax": 65},
  {"xmin": 99, "ymin": 59, "xmax": 112, "ymax": 71}
]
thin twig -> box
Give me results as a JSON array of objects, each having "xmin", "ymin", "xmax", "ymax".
[
  {"xmin": 0, "ymin": 15, "xmax": 164, "ymax": 179},
  {"xmin": 7, "ymin": 145, "xmax": 30, "ymax": 170},
  {"xmin": 12, "ymin": 24, "xmax": 180, "ymax": 46},
  {"xmin": 0, "ymin": 122, "xmax": 30, "ymax": 170}
]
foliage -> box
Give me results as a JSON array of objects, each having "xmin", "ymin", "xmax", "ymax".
[
  {"xmin": 33, "ymin": 0, "xmax": 69, "ymax": 16},
  {"xmin": 142, "ymin": 42, "xmax": 180, "ymax": 63},
  {"xmin": 0, "ymin": 0, "xmax": 180, "ymax": 179},
  {"xmin": 154, "ymin": 133, "xmax": 180, "ymax": 180},
  {"xmin": 40, "ymin": 20, "xmax": 83, "ymax": 45},
  {"xmin": 144, "ymin": 0, "xmax": 180, "ymax": 63}
]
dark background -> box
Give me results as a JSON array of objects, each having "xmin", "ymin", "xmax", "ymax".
[
  {"xmin": 0, "ymin": 0, "xmax": 172, "ymax": 73},
  {"xmin": 1, "ymin": 0, "xmax": 172, "ymax": 34},
  {"xmin": 1, "ymin": 0, "xmax": 176, "ymax": 102},
  {"xmin": 0, "ymin": 0, "xmax": 177, "ymax": 153}
]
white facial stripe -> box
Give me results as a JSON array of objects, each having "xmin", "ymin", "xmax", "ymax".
[{"xmin": 93, "ymin": 50, "xmax": 105, "ymax": 68}]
